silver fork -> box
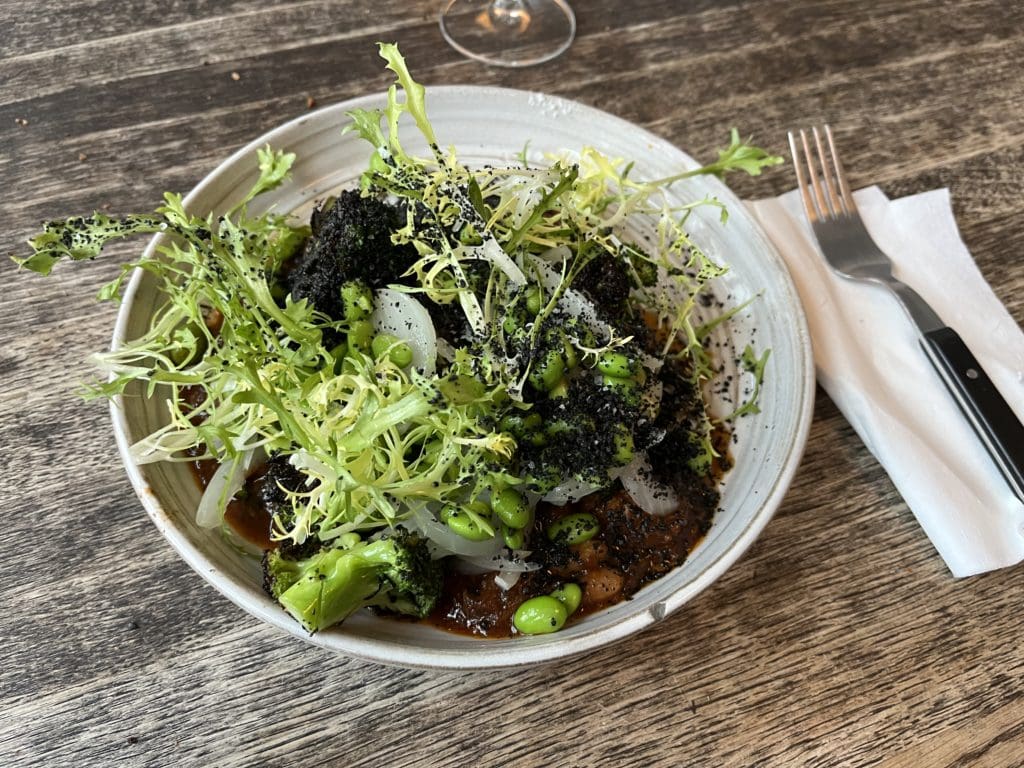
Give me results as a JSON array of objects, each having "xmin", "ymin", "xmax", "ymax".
[{"xmin": 789, "ymin": 125, "xmax": 1024, "ymax": 504}]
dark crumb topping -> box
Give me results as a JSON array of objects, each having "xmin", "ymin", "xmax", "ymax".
[
  {"xmin": 287, "ymin": 190, "xmax": 417, "ymax": 319},
  {"xmin": 518, "ymin": 374, "xmax": 639, "ymax": 489}
]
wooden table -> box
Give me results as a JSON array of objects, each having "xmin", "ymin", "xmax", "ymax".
[{"xmin": 4, "ymin": 1, "xmax": 1023, "ymax": 765}]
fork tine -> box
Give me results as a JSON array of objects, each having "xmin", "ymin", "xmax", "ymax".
[
  {"xmin": 787, "ymin": 130, "xmax": 820, "ymax": 223},
  {"xmin": 799, "ymin": 129, "xmax": 832, "ymax": 221},
  {"xmin": 790, "ymin": 131, "xmax": 815, "ymax": 222},
  {"xmin": 812, "ymin": 126, "xmax": 843, "ymax": 218},
  {"xmin": 824, "ymin": 125, "xmax": 856, "ymax": 214}
]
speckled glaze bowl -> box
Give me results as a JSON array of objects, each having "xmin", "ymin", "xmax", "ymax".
[{"xmin": 111, "ymin": 87, "xmax": 814, "ymax": 669}]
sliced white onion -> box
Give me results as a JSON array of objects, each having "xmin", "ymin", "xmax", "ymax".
[
  {"xmin": 196, "ymin": 448, "xmax": 262, "ymax": 528},
  {"xmin": 542, "ymin": 476, "xmax": 603, "ymax": 505},
  {"xmin": 536, "ymin": 244, "xmax": 571, "ymax": 264},
  {"xmin": 494, "ymin": 570, "xmax": 522, "ymax": 590},
  {"xmin": 479, "ymin": 237, "xmax": 527, "ymax": 286},
  {"xmin": 459, "ymin": 551, "xmax": 540, "ymax": 573},
  {"xmin": 372, "ymin": 288, "xmax": 437, "ymax": 376},
  {"xmin": 528, "ymin": 255, "xmax": 603, "ymax": 330},
  {"xmin": 619, "ymin": 452, "xmax": 678, "ymax": 516}
]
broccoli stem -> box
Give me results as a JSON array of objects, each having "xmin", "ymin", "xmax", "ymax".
[
  {"xmin": 265, "ymin": 531, "xmax": 442, "ymax": 633},
  {"xmin": 276, "ymin": 547, "xmax": 389, "ymax": 632}
]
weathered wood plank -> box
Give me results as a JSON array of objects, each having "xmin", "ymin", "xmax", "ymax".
[
  {"xmin": 3, "ymin": 1, "xmax": 1024, "ymax": 766},
  {"xmin": 2, "ymin": 0, "xmax": 307, "ymax": 56}
]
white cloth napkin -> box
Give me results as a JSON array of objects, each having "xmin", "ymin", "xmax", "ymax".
[{"xmin": 747, "ymin": 186, "xmax": 1024, "ymax": 577}]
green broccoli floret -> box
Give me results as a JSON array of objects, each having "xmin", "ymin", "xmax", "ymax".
[
  {"xmin": 287, "ymin": 190, "xmax": 416, "ymax": 320},
  {"xmin": 262, "ymin": 529, "xmax": 443, "ymax": 633}
]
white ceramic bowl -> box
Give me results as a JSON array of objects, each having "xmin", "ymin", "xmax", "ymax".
[{"xmin": 110, "ymin": 86, "xmax": 814, "ymax": 669}]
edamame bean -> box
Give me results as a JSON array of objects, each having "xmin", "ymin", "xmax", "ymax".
[
  {"xmin": 597, "ymin": 351, "xmax": 634, "ymax": 378},
  {"xmin": 465, "ymin": 500, "xmax": 492, "ymax": 517},
  {"xmin": 500, "ymin": 413, "xmax": 526, "ymax": 435},
  {"xmin": 612, "ymin": 425, "xmax": 635, "ymax": 465},
  {"xmin": 439, "ymin": 505, "xmax": 492, "ymax": 541},
  {"xmin": 525, "ymin": 285, "xmax": 543, "ymax": 315},
  {"xmin": 493, "ymin": 487, "xmax": 530, "ymax": 529},
  {"xmin": 389, "ymin": 343, "xmax": 413, "ymax": 368},
  {"xmin": 528, "ymin": 349, "xmax": 566, "ymax": 392},
  {"xmin": 550, "ymin": 583, "xmax": 583, "ymax": 615},
  {"xmin": 371, "ymin": 333, "xmax": 396, "ymax": 359},
  {"xmin": 500, "ymin": 412, "xmax": 542, "ymax": 436},
  {"xmin": 340, "ymin": 281, "xmax": 373, "ymax": 321},
  {"xmin": 504, "ymin": 412, "xmax": 548, "ymax": 447},
  {"xmin": 546, "ymin": 512, "xmax": 600, "ymax": 545},
  {"xmin": 347, "ymin": 319, "xmax": 374, "ymax": 353},
  {"xmin": 548, "ymin": 378, "xmax": 569, "ymax": 399},
  {"xmin": 601, "ymin": 373, "xmax": 639, "ymax": 405},
  {"xmin": 513, "ymin": 595, "xmax": 568, "ymax": 635},
  {"xmin": 371, "ymin": 333, "xmax": 414, "ymax": 368},
  {"xmin": 501, "ymin": 524, "xmax": 525, "ymax": 550},
  {"xmin": 601, "ymin": 373, "xmax": 636, "ymax": 392}
]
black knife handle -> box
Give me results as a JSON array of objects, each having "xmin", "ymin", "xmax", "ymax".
[{"xmin": 920, "ymin": 326, "xmax": 1024, "ymax": 503}]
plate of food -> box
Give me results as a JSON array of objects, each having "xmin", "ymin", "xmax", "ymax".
[{"xmin": 18, "ymin": 45, "xmax": 813, "ymax": 669}]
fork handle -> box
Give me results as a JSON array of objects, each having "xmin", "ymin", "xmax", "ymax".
[{"xmin": 921, "ymin": 327, "xmax": 1024, "ymax": 504}]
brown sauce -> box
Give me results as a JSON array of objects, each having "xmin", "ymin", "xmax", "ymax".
[
  {"xmin": 189, "ymin": 454, "xmax": 275, "ymax": 551},
  {"xmin": 428, "ymin": 479, "xmax": 718, "ymax": 638},
  {"xmin": 224, "ymin": 495, "xmax": 275, "ymax": 550},
  {"xmin": 183, "ymin": 383, "xmax": 275, "ymax": 550}
]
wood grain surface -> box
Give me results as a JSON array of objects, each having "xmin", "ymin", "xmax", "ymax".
[{"xmin": 3, "ymin": 1, "xmax": 1023, "ymax": 766}]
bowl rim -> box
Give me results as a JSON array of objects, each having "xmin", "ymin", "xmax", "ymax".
[{"xmin": 109, "ymin": 85, "xmax": 815, "ymax": 669}]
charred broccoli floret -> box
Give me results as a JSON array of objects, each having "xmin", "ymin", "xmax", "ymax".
[
  {"xmin": 253, "ymin": 456, "xmax": 319, "ymax": 560},
  {"xmin": 287, "ymin": 190, "xmax": 415, "ymax": 319},
  {"xmin": 262, "ymin": 528, "xmax": 443, "ymax": 633}
]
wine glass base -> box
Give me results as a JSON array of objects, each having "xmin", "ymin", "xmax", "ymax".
[{"xmin": 439, "ymin": 0, "xmax": 576, "ymax": 68}]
